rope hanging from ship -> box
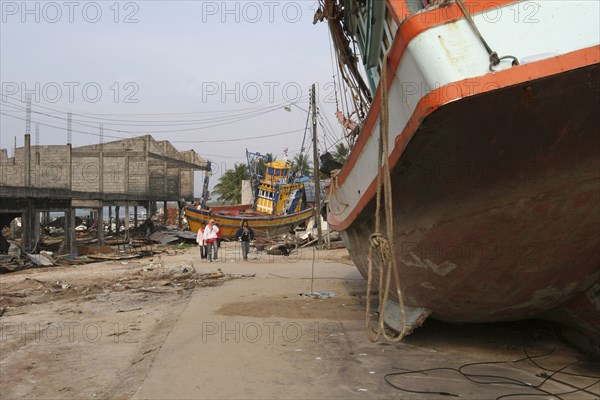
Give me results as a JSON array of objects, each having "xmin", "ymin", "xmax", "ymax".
[
  {"xmin": 328, "ymin": 169, "xmax": 349, "ymax": 216},
  {"xmin": 455, "ymin": 0, "xmax": 519, "ymax": 71},
  {"xmin": 365, "ymin": 50, "xmax": 408, "ymax": 343}
]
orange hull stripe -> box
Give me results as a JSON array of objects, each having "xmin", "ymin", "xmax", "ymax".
[
  {"xmin": 387, "ymin": 0, "xmax": 518, "ymax": 26},
  {"xmin": 342, "ymin": 0, "xmax": 520, "ymax": 188},
  {"xmin": 330, "ymin": 46, "xmax": 600, "ymax": 231}
]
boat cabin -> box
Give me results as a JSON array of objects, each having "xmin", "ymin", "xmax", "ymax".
[{"xmin": 255, "ymin": 160, "xmax": 306, "ymax": 215}]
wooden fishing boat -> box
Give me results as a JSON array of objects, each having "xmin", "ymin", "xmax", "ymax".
[
  {"xmin": 320, "ymin": 0, "xmax": 600, "ymax": 353},
  {"xmin": 185, "ymin": 158, "xmax": 314, "ymax": 238},
  {"xmin": 185, "ymin": 205, "xmax": 313, "ymax": 238}
]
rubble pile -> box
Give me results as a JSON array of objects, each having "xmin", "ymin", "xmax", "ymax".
[
  {"xmin": 0, "ymin": 263, "xmax": 255, "ymax": 316},
  {"xmin": 252, "ymin": 231, "xmax": 344, "ymax": 256},
  {"xmin": 0, "ymin": 216, "xmax": 202, "ymax": 274}
]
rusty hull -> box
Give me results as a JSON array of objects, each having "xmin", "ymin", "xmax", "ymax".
[{"xmin": 342, "ymin": 64, "xmax": 600, "ymax": 352}]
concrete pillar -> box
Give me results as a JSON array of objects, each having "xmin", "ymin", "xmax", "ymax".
[
  {"xmin": 64, "ymin": 207, "xmax": 75, "ymax": 254},
  {"xmin": 163, "ymin": 201, "xmax": 168, "ymax": 226},
  {"xmin": 124, "ymin": 203, "xmax": 130, "ymax": 230},
  {"xmin": 115, "ymin": 205, "xmax": 121, "ymax": 234},
  {"xmin": 147, "ymin": 201, "xmax": 156, "ymax": 222},
  {"xmin": 145, "ymin": 202, "xmax": 153, "ymax": 236},
  {"xmin": 134, "ymin": 206, "xmax": 138, "ymax": 228},
  {"xmin": 108, "ymin": 206, "xmax": 113, "ymax": 233},
  {"xmin": 178, "ymin": 202, "xmax": 183, "ymax": 229},
  {"xmin": 97, "ymin": 206, "xmax": 104, "ymax": 245},
  {"xmin": 124, "ymin": 202, "xmax": 130, "ymax": 240},
  {"xmin": 21, "ymin": 201, "xmax": 39, "ymax": 253},
  {"xmin": 41, "ymin": 211, "xmax": 50, "ymax": 226}
]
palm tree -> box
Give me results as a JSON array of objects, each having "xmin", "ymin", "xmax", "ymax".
[
  {"xmin": 331, "ymin": 142, "xmax": 350, "ymax": 164},
  {"xmin": 212, "ymin": 163, "xmax": 250, "ymax": 204},
  {"xmin": 291, "ymin": 153, "xmax": 312, "ymax": 177},
  {"xmin": 255, "ymin": 152, "xmax": 274, "ymax": 178}
]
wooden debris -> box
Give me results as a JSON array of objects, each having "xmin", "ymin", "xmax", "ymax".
[{"xmin": 116, "ymin": 307, "xmax": 142, "ymax": 313}]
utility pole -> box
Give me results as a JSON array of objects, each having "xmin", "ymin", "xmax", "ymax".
[
  {"xmin": 25, "ymin": 96, "xmax": 31, "ymax": 188},
  {"xmin": 311, "ymin": 84, "xmax": 323, "ymax": 249},
  {"xmin": 67, "ymin": 112, "xmax": 72, "ymax": 144}
]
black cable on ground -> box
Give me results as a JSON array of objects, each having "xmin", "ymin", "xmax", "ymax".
[{"xmin": 384, "ymin": 338, "xmax": 600, "ymax": 399}]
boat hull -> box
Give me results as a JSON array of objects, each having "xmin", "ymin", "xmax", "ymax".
[
  {"xmin": 185, "ymin": 205, "xmax": 314, "ymax": 238},
  {"xmin": 333, "ymin": 62, "xmax": 600, "ymax": 351}
]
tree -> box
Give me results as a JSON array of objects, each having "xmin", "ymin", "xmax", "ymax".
[
  {"xmin": 255, "ymin": 152, "xmax": 274, "ymax": 178},
  {"xmin": 331, "ymin": 142, "xmax": 350, "ymax": 164},
  {"xmin": 291, "ymin": 153, "xmax": 312, "ymax": 177},
  {"xmin": 212, "ymin": 163, "xmax": 250, "ymax": 204}
]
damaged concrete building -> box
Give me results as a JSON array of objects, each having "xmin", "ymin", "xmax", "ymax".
[{"xmin": 0, "ymin": 134, "xmax": 210, "ymax": 254}]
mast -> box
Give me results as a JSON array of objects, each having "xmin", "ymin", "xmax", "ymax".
[{"xmin": 200, "ymin": 163, "xmax": 211, "ymax": 209}]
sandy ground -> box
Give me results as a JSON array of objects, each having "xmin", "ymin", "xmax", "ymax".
[{"xmin": 1, "ymin": 243, "xmax": 599, "ymax": 399}]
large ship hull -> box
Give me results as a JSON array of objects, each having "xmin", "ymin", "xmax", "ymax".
[
  {"xmin": 325, "ymin": 0, "xmax": 600, "ymax": 353},
  {"xmin": 338, "ymin": 62, "xmax": 599, "ymax": 331},
  {"xmin": 185, "ymin": 205, "xmax": 314, "ymax": 238}
]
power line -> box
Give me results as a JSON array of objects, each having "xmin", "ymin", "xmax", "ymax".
[
  {"xmin": 0, "ymin": 91, "xmax": 309, "ymax": 117},
  {"xmin": 198, "ymin": 153, "xmax": 247, "ymax": 159},
  {"xmin": 0, "ymin": 92, "xmax": 310, "ymax": 125},
  {"xmin": 0, "ymin": 112, "xmax": 127, "ymax": 140},
  {"xmin": 170, "ymin": 128, "xmax": 305, "ymax": 143},
  {"xmin": 0, "ymin": 111, "xmax": 307, "ymax": 144},
  {"xmin": 1, "ymin": 96, "xmax": 309, "ymax": 133}
]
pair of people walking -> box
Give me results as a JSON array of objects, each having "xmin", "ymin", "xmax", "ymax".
[
  {"xmin": 196, "ymin": 219, "xmax": 220, "ymax": 262},
  {"xmin": 197, "ymin": 219, "xmax": 255, "ymax": 261}
]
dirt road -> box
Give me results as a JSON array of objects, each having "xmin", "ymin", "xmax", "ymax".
[{"xmin": 1, "ymin": 243, "xmax": 598, "ymax": 399}]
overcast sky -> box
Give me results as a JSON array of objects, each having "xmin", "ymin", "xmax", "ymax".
[{"xmin": 0, "ymin": 0, "xmax": 345, "ymax": 195}]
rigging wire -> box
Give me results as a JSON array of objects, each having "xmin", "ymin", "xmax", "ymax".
[
  {"xmin": 316, "ymin": 118, "xmax": 334, "ymax": 152},
  {"xmin": 315, "ymin": 105, "xmax": 341, "ymax": 153},
  {"xmin": 318, "ymin": 100, "xmax": 342, "ymax": 141},
  {"xmin": 327, "ymin": 23, "xmax": 341, "ymax": 113},
  {"xmin": 324, "ymin": 13, "xmax": 364, "ymax": 147},
  {"xmin": 325, "ymin": 11, "xmax": 350, "ymax": 119},
  {"xmin": 299, "ymin": 103, "xmax": 311, "ymax": 156},
  {"xmin": 324, "ymin": 135, "xmax": 345, "ymax": 153}
]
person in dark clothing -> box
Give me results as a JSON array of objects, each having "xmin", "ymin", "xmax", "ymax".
[
  {"xmin": 235, "ymin": 220, "xmax": 255, "ymax": 261},
  {"xmin": 215, "ymin": 223, "xmax": 223, "ymax": 249}
]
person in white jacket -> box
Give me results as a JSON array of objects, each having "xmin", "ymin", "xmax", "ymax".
[
  {"xmin": 196, "ymin": 224, "xmax": 206, "ymax": 259},
  {"xmin": 203, "ymin": 219, "xmax": 219, "ymax": 262}
]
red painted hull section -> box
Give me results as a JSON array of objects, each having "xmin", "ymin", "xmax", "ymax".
[{"xmin": 338, "ymin": 64, "xmax": 600, "ymax": 352}]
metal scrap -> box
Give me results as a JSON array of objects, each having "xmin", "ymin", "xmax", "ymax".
[
  {"xmin": 299, "ymin": 291, "xmax": 337, "ymax": 299},
  {"xmin": 148, "ymin": 230, "xmax": 180, "ymax": 244},
  {"xmin": 148, "ymin": 228, "xmax": 197, "ymax": 244},
  {"xmin": 26, "ymin": 253, "xmax": 54, "ymax": 266}
]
